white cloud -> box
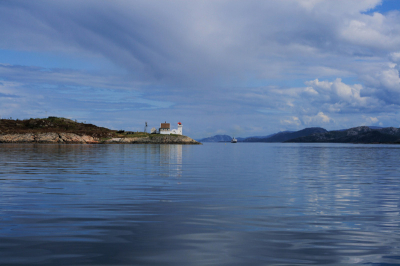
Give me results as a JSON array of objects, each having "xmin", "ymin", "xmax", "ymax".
[
  {"xmin": 317, "ymin": 112, "xmax": 331, "ymax": 123},
  {"xmin": 281, "ymin": 116, "xmax": 301, "ymax": 126},
  {"xmin": 297, "ymin": 0, "xmax": 324, "ymax": 11},
  {"xmin": 379, "ymin": 68, "xmax": 400, "ymax": 92},
  {"xmin": 368, "ymin": 116, "xmax": 379, "ymax": 123},
  {"xmin": 390, "ymin": 52, "xmax": 400, "ymax": 62},
  {"xmin": 0, "ymin": 0, "xmax": 396, "ymax": 88},
  {"xmin": 305, "ymin": 79, "xmax": 332, "ymax": 91},
  {"xmin": 0, "ymin": 80, "xmax": 21, "ymax": 96},
  {"xmin": 305, "ymin": 78, "xmax": 374, "ymax": 109},
  {"xmin": 359, "ymin": 62, "xmax": 400, "ymax": 98},
  {"xmin": 304, "ymin": 87, "xmax": 319, "ymax": 95},
  {"xmin": 1, "ymin": 0, "xmax": 400, "ymax": 137},
  {"xmin": 302, "ymin": 112, "xmax": 332, "ymax": 125}
]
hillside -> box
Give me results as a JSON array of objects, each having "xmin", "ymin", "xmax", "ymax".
[
  {"xmin": 242, "ymin": 132, "xmax": 284, "ymax": 142},
  {"xmin": 244, "ymin": 128, "xmax": 327, "ymax": 142},
  {"xmin": 198, "ymin": 132, "xmax": 295, "ymax": 142},
  {"xmin": 0, "ymin": 117, "xmax": 114, "ymax": 138},
  {"xmin": 286, "ymin": 126, "xmax": 400, "ymax": 143},
  {"xmin": 197, "ymin": 135, "xmax": 233, "ymax": 142}
]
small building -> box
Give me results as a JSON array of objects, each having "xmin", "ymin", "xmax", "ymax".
[
  {"xmin": 159, "ymin": 122, "xmax": 170, "ymax": 133},
  {"xmin": 159, "ymin": 122, "xmax": 183, "ymax": 135}
]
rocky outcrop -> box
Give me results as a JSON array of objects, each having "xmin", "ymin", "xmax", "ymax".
[
  {"xmin": 59, "ymin": 133, "xmax": 98, "ymax": 143},
  {"xmin": 0, "ymin": 133, "xmax": 200, "ymax": 144},
  {"xmin": 104, "ymin": 134, "xmax": 200, "ymax": 144},
  {"xmin": 0, "ymin": 133, "xmax": 35, "ymax": 143},
  {"xmin": 0, "ymin": 133, "xmax": 98, "ymax": 143}
]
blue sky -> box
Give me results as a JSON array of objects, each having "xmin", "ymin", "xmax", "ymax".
[
  {"xmin": 366, "ymin": 0, "xmax": 400, "ymax": 13},
  {"xmin": 1, "ymin": 0, "xmax": 400, "ymax": 138}
]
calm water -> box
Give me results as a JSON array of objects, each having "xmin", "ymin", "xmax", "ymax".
[{"xmin": 1, "ymin": 143, "xmax": 400, "ymax": 265}]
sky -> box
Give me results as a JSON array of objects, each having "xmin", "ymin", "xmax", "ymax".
[{"xmin": 1, "ymin": 0, "xmax": 400, "ymax": 139}]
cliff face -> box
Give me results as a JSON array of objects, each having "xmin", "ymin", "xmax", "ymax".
[{"xmin": 0, "ymin": 132, "xmax": 98, "ymax": 143}]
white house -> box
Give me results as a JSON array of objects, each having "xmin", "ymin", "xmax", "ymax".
[{"xmin": 159, "ymin": 122, "xmax": 182, "ymax": 135}]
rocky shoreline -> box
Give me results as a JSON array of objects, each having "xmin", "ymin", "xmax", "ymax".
[
  {"xmin": 104, "ymin": 134, "xmax": 200, "ymax": 144},
  {"xmin": 0, "ymin": 132, "xmax": 201, "ymax": 144}
]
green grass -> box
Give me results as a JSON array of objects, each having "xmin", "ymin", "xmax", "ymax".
[{"xmin": 118, "ymin": 132, "xmax": 150, "ymax": 138}]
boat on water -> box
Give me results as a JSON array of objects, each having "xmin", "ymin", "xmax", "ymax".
[{"xmin": 231, "ymin": 137, "xmax": 237, "ymax": 143}]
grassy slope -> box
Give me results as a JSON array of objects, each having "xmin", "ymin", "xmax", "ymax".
[{"xmin": 0, "ymin": 117, "xmax": 125, "ymax": 138}]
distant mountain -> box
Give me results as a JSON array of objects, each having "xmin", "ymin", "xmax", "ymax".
[
  {"xmin": 244, "ymin": 128, "xmax": 327, "ymax": 142},
  {"xmin": 197, "ymin": 126, "xmax": 398, "ymax": 144},
  {"xmin": 197, "ymin": 134, "xmax": 233, "ymax": 142},
  {"xmin": 246, "ymin": 133, "xmax": 285, "ymax": 139},
  {"xmin": 336, "ymin": 126, "xmax": 384, "ymax": 131},
  {"xmin": 286, "ymin": 126, "xmax": 400, "ymax": 143},
  {"xmin": 242, "ymin": 132, "xmax": 289, "ymax": 142},
  {"xmin": 198, "ymin": 132, "xmax": 294, "ymax": 142}
]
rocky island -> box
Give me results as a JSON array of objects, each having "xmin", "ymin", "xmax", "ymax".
[{"xmin": 0, "ymin": 117, "xmax": 200, "ymax": 144}]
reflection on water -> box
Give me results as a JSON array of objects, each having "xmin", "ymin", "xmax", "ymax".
[
  {"xmin": 1, "ymin": 143, "xmax": 400, "ymax": 265},
  {"xmin": 160, "ymin": 144, "xmax": 182, "ymax": 178}
]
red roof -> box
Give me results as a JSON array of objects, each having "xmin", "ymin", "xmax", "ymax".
[
  {"xmin": 160, "ymin": 123, "xmax": 170, "ymax": 129},
  {"xmin": 178, "ymin": 122, "xmax": 182, "ymax": 125}
]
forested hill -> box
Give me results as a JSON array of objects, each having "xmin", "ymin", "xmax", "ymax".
[
  {"xmin": 244, "ymin": 127, "xmax": 327, "ymax": 142},
  {"xmin": 199, "ymin": 126, "xmax": 400, "ymax": 144},
  {"xmin": 286, "ymin": 126, "xmax": 400, "ymax": 144}
]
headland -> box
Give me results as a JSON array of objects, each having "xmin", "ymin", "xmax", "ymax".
[{"xmin": 0, "ymin": 117, "xmax": 200, "ymax": 144}]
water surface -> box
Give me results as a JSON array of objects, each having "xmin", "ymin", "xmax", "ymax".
[{"xmin": 1, "ymin": 143, "xmax": 400, "ymax": 265}]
